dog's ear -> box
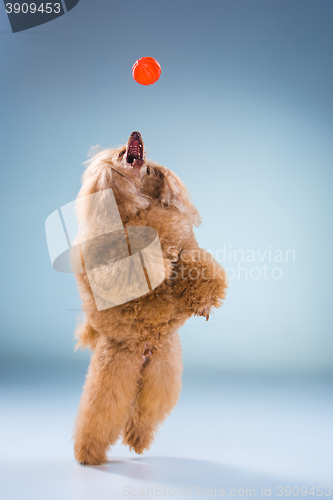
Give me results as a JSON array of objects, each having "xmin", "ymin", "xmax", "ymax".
[
  {"xmin": 79, "ymin": 148, "xmax": 149, "ymax": 204},
  {"xmin": 158, "ymin": 167, "xmax": 201, "ymax": 226},
  {"xmin": 79, "ymin": 149, "xmax": 114, "ymax": 198}
]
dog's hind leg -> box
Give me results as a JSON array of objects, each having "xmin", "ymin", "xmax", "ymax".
[
  {"xmin": 122, "ymin": 332, "xmax": 183, "ymax": 454},
  {"xmin": 74, "ymin": 337, "xmax": 142, "ymax": 465}
]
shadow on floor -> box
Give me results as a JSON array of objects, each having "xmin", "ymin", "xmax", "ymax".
[{"xmin": 91, "ymin": 455, "xmax": 298, "ymax": 497}]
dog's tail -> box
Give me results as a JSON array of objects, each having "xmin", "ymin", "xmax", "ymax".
[{"xmin": 74, "ymin": 318, "xmax": 99, "ymax": 351}]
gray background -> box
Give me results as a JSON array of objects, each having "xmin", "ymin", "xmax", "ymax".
[
  {"xmin": 1, "ymin": 3, "xmax": 332, "ymax": 498},
  {"xmin": 1, "ymin": 0, "xmax": 332, "ymax": 374}
]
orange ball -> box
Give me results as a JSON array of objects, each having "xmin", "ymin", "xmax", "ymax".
[{"xmin": 132, "ymin": 57, "xmax": 161, "ymax": 86}]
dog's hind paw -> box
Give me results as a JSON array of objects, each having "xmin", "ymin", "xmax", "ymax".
[
  {"xmin": 122, "ymin": 425, "xmax": 153, "ymax": 455},
  {"xmin": 74, "ymin": 440, "xmax": 107, "ymax": 466}
]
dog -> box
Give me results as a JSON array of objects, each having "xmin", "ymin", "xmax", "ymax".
[{"xmin": 73, "ymin": 131, "xmax": 227, "ymax": 465}]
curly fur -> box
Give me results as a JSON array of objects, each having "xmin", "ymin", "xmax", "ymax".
[{"xmin": 73, "ymin": 135, "xmax": 227, "ymax": 465}]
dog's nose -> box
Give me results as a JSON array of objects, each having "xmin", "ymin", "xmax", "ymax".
[{"xmin": 131, "ymin": 131, "xmax": 141, "ymax": 138}]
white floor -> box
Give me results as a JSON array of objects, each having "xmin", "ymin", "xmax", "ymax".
[{"xmin": 0, "ymin": 363, "xmax": 332, "ymax": 499}]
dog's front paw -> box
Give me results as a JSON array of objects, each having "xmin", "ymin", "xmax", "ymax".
[
  {"xmin": 74, "ymin": 439, "xmax": 107, "ymax": 466},
  {"xmin": 195, "ymin": 304, "xmax": 211, "ymax": 321}
]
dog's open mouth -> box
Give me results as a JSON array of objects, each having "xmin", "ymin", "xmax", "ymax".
[{"xmin": 126, "ymin": 131, "xmax": 144, "ymax": 168}]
